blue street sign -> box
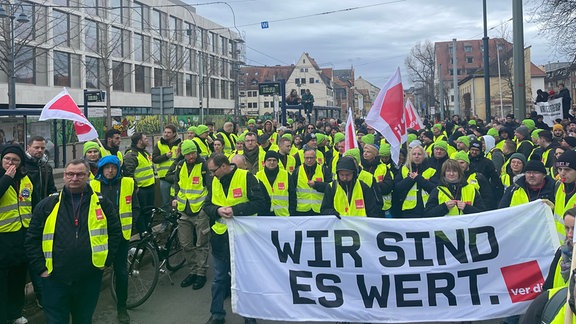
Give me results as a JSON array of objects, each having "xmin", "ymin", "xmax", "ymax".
[{"xmin": 261, "ymin": 21, "xmax": 269, "ymax": 29}]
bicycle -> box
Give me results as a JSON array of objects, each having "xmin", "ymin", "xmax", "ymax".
[{"xmin": 110, "ymin": 207, "xmax": 186, "ymax": 309}]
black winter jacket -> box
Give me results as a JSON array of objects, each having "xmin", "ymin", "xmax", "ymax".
[{"xmin": 25, "ymin": 185, "xmax": 122, "ymax": 283}]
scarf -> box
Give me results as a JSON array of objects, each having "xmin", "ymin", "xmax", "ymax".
[{"xmin": 561, "ymin": 241, "xmax": 573, "ymax": 282}]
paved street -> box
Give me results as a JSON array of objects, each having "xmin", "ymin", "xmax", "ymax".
[{"xmin": 23, "ymin": 254, "xmax": 507, "ymax": 324}]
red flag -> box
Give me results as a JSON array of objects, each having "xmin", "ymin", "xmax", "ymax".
[
  {"xmin": 344, "ymin": 108, "xmax": 358, "ymax": 151},
  {"xmin": 405, "ymin": 98, "xmax": 424, "ymax": 131},
  {"xmin": 365, "ymin": 67, "xmax": 405, "ymax": 164},
  {"xmin": 39, "ymin": 88, "xmax": 99, "ymax": 142}
]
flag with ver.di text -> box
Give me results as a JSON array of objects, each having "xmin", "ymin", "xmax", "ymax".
[
  {"xmin": 227, "ymin": 200, "xmax": 559, "ymax": 322},
  {"xmin": 344, "ymin": 108, "xmax": 358, "ymax": 152},
  {"xmin": 39, "ymin": 88, "xmax": 99, "ymax": 142},
  {"xmin": 365, "ymin": 67, "xmax": 406, "ymax": 165}
]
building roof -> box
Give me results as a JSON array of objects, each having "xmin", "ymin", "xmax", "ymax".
[{"xmin": 240, "ymin": 65, "xmax": 295, "ymax": 86}]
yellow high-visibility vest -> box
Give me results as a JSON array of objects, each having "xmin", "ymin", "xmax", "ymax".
[
  {"xmin": 278, "ymin": 154, "xmax": 297, "ymax": 174},
  {"xmin": 192, "ymin": 137, "xmax": 212, "ymax": 158},
  {"xmin": 0, "ymin": 175, "xmax": 32, "ymax": 232},
  {"xmin": 127, "ymin": 149, "xmax": 155, "ymax": 188},
  {"xmin": 43, "ymin": 191, "xmax": 108, "ymax": 274},
  {"xmin": 155, "ymin": 141, "xmax": 178, "ymax": 178},
  {"xmin": 332, "ymin": 180, "xmax": 366, "ymax": 217},
  {"xmin": 100, "ymin": 147, "xmax": 123, "ymax": 165},
  {"xmin": 210, "ymin": 168, "xmax": 251, "ymax": 234},
  {"xmin": 437, "ymin": 185, "xmax": 476, "ymax": 216},
  {"xmin": 375, "ymin": 163, "xmax": 393, "ymax": 211},
  {"xmin": 553, "ymin": 183, "xmax": 576, "ymax": 242},
  {"xmin": 176, "ymin": 162, "xmax": 207, "ymax": 213},
  {"xmin": 400, "ymin": 166, "xmax": 436, "ymax": 210},
  {"xmin": 296, "ymin": 164, "xmax": 324, "ymax": 213},
  {"xmin": 256, "ymin": 168, "xmax": 290, "ymax": 216},
  {"xmin": 90, "ymin": 177, "xmax": 134, "ymax": 240}
]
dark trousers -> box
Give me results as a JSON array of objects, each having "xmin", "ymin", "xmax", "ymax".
[
  {"xmin": 210, "ymin": 255, "xmax": 230, "ymax": 320},
  {"xmin": 136, "ymin": 185, "xmax": 155, "ymax": 234},
  {"xmin": 114, "ymin": 239, "xmax": 129, "ymax": 310},
  {"xmin": 42, "ymin": 271, "xmax": 103, "ymax": 324},
  {"xmin": 0, "ymin": 263, "xmax": 27, "ymax": 323}
]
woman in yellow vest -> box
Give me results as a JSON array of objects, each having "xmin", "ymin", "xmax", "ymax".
[
  {"xmin": 320, "ymin": 156, "xmax": 381, "ymax": 217},
  {"xmin": 0, "ymin": 145, "xmax": 32, "ymax": 324},
  {"xmin": 501, "ymin": 153, "xmax": 527, "ymax": 189},
  {"xmin": 83, "ymin": 141, "xmax": 101, "ymax": 179},
  {"xmin": 394, "ymin": 145, "xmax": 437, "ymax": 218},
  {"xmin": 542, "ymin": 208, "xmax": 575, "ymax": 291},
  {"xmin": 424, "ymin": 159, "xmax": 484, "ymax": 217}
]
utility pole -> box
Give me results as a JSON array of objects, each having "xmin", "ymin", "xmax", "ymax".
[
  {"xmin": 513, "ymin": 0, "xmax": 526, "ymax": 118},
  {"xmin": 452, "ymin": 38, "xmax": 459, "ymax": 116},
  {"xmin": 199, "ymin": 52, "xmax": 204, "ymax": 124},
  {"xmin": 482, "ymin": 0, "xmax": 491, "ymax": 122},
  {"xmin": 439, "ymin": 64, "xmax": 444, "ymax": 120}
]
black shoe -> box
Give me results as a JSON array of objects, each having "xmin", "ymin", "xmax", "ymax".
[
  {"xmin": 192, "ymin": 275, "xmax": 207, "ymax": 290},
  {"xmin": 244, "ymin": 318, "xmax": 257, "ymax": 324},
  {"xmin": 117, "ymin": 308, "xmax": 130, "ymax": 324},
  {"xmin": 205, "ymin": 316, "xmax": 225, "ymax": 324},
  {"xmin": 180, "ymin": 274, "xmax": 197, "ymax": 288}
]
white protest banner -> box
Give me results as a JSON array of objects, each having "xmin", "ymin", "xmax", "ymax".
[
  {"xmin": 227, "ymin": 200, "xmax": 559, "ymax": 323},
  {"xmin": 535, "ymin": 98, "xmax": 563, "ymax": 126}
]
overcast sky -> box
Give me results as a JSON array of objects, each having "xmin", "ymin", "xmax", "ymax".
[{"xmin": 192, "ymin": 0, "xmax": 564, "ymax": 87}]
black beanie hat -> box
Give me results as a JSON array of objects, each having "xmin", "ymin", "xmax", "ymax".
[
  {"xmin": 303, "ymin": 133, "xmax": 316, "ymax": 145},
  {"xmin": 1, "ymin": 144, "xmax": 25, "ymax": 162},
  {"xmin": 525, "ymin": 159, "xmax": 546, "ymax": 174},
  {"xmin": 556, "ymin": 150, "xmax": 576, "ymax": 170},
  {"xmin": 264, "ymin": 150, "xmax": 279, "ymax": 161},
  {"xmin": 336, "ymin": 156, "xmax": 357, "ymax": 173},
  {"xmin": 564, "ymin": 136, "xmax": 576, "ymax": 149}
]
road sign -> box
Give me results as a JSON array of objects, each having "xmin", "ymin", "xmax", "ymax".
[
  {"xmin": 85, "ymin": 90, "xmax": 105, "ymax": 102},
  {"xmin": 258, "ymin": 82, "xmax": 280, "ymax": 96},
  {"xmin": 151, "ymin": 86, "xmax": 174, "ymax": 115},
  {"xmin": 261, "ymin": 21, "xmax": 269, "ymax": 29}
]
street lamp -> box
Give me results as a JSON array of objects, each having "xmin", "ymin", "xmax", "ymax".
[{"xmin": 0, "ymin": 1, "xmax": 29, "ymax": 110}]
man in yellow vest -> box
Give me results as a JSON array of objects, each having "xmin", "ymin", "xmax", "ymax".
[
  {"xmin": 256, "ymin": 150, "xmax": 295, "ymax": 216},
  {"xmin": 499, "ymin": 159, "xmax": 556, "ymax": 208},
  {"xmin": 216, "ymin": 122, "xmax": 236, "ymax": 155},
  {"xmin": 25, "ymin": 159, "xmax": 121, "ymax": 324},
  {"xmin": 152, "ymin": 124, "xmax": 182, "ymax": 211},
  {"xmin": 290, "ymin": 148, "xmax": 332, "ymax": 216},
  {"xmin": 321, "ymin": 156, "xmax": 381, "ymax": 217},
  {"xmin": 553, "ymin": 150, "xmax": 576, "ymax": 242},
  {"xmin": 277, "ymin": 136, "xmax": 296, "ymax": 174},
  {"xmin": 167, "ymin": 140, "xmax": 210, "ymax": 290},
  {"xmin": 100, "ymin": 128, "xmax": 123, "ymax": 164},
  {"xmin": 123, "ymin": 132, "xmax": 155, "ymax": 234},
  {"xmin": 91, "ymin": 155, "xmax": 138, "ymax": 323},
  {"xmin": 193, "ymin": 125, "xmax": 213, "ymax": 159},
  {"xmin": 242, "ymin": 132, "xmax": 264, "ymax": 175},
  {"xmin": 203, "ymin": 153, "xmax": 268, "ymax": 324}
]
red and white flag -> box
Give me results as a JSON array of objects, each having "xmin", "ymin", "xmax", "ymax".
[
  {"xmin": 39, "ymin": 88, "xmax": 98, "ymax": 142},
  {"xmin": 365, "ymin": 67, "xmax": 406, "ymax": 164},
  {"xmin": 344, "ymin": 108, "xmax": 358, "ymax": 151},
  {"xmin": 405, "ymin": 98, "xmax": 424, "ymax": 131}
]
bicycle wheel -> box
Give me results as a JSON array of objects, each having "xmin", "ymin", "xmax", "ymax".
[
  {"xmin": 117, "ymin": 240, "xmax": 160, "ymax": 309},
  {"xmin": 165, "ymin": 228, "xmax": 186, "ymax": 272}
]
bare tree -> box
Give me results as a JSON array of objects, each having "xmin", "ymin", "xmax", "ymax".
[
  {"xmin": 529, "ymin": 0, "xmax": 576, "ymax": 60},
  {"xmin": 405, "ymin": 41, "xmax": 436, "ymax": 115}
]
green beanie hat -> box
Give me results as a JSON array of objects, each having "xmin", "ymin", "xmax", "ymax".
[
  {"xmin": 433, "ymin": 124, "xmax": 442, "ymax": 131},
  {"xmin": 451, "ymin": 151, "xmax": 470, "ymax": 164},
  {"xmin": 287, "ymin": 118, "xmax": 293, "ymax": 125},
  {"xmin": 379, "ymin": 143, "xmax": 391, "ymax": 156},
  {"xmin": 468, "ymin": 120, "xmax": 477, "ymax": 126},
  {"xmin": 457, "ymin": 136, "xmax": 470, "ymax": 148},
  {"xmin": 407, "ymin": 133, "xmax": 417, "ymax": 144},
  {"xmin": 531, "ymin": 128, "xmax": 543, "ymax": 139},
  {"xmin": 487, "ymin": 128, "xmax": 498, "ymax": 137},
  {"xmin": 343, "ymin": 148, "xmax": 361, "ymax": 165},
  {"xmin": 361, "ymin": 134, "xmax": 375, "ymax": 145},
  {"xmin": 334, "ymin": 132, "xmax": 345, "ymax": 143},
  {"xmin": 247, "ymin": 119, "xmax": 256, "ymax": 125},
  {"xmin": 434, "ymin": 141, "xmax": 448, "ymax": 152},
  {"xmin": 196, "ymin": 124, "xmax": 209, "ymax": 135},
  {"xmin": 522, "ymin": 119, "xmax": 536, "ymax": 131},
  {"xmin": 237, "ymin": 133, "xmax": 246, "ymax": 142},
  {"xmin": 316, "ymin": 133, "xmax": 326, "ymax": 145},
  {"xmin": 187, "ymin": 126, "xmax": 196, "ymax": 133},
  {"xmin": 281, "ymin": 133, "xmax": 293, "ymax": 141},
  {"xmin": 83, "ymin": 141, "xmax": 100, "ymax": 156},
  {"xmin": 181, "ymin": 139, "xmax": 197, "ymax": 155}
]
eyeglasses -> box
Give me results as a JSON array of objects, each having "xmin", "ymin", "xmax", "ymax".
[
  {"xmin": 2, "ymin": 157, "xmax": 21, "ymax": 163},
  {"xmin": 208, "ymin": 165, "xmax": 222, "ymax": 175},
  {"xmin": 307, "ymin": 127, "xmax": 314, "ymax": 130},
  {"xmin": 244, "ymin": 139, "xmax": 256, "ymax": 143},
  {"xmin": 65, "ymin": 172, "xmax": 87, "ymax": 179}
]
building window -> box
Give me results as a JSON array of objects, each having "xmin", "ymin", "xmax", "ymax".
[
  {"xmin": 264, "ymin": 101, "xmax": 269, "ymax": 108},
  {"xmin": 152, "ymin": 38, "xmax": 162, "ymax": 65},
  {"xmin": 464, "ymin": 45, "xmax": 472, "ymax": 52},
  {"xmin": 53, "ymin": 10, "xmax": 69, "ymax": 47},
  {"xmin": 210, "ymin": 78, "xmax": 217, "ymax": 98},
  {"xmin": 54, "ymin": 51, "xmax": 70, "ymax": 86},
  {"xmin": 85, "ymin": 0, "xmax": 100, "ymax": 17},
  {"xmin": 466, "ymin": 57, "xmax": 473, "ymax": 64},
  {"xmin": 109, "ymin": 0, "xmax": 123, "ymax": 24},
  {"xmin": 151, "ymin": 9, "xmax": 162, "ymax": 34},
  {"xmin": 85, "ymin": 20, "xmax": 99, "ymax": 53},
  {"xmin": 451, "ymin": 95, "xmax": 454, "ymax": 102},
  {"xmin": 85, "ymin": 56, "xmax": 99, "ymax": 88},
  {"xmin": 15, "ymin": 46, "xmax": 34, "ymax": 84},
  {"xmin": 132, "ymin": 2, "xmax": 143, "ymax": 29},
  {"xmin": 133, "ymin": 33, "xmax": 144, "ymax": 61},
  {"xmin": 112, "ymin": 61, "xmax": 125, "ymax": 91},
  {"xmin": 221, "ymin": 80, "xmax": 228, "ymax": 99},
  {"xmin": 154, "ymin": 68, "xmax": 163, "ymax": 87},
  {"xmin": 111, "ymin": 27, "xmax": 123, "ymax": 57},
  {"xmin": 135, "ymin": 65, "xmax": 146, "ymax": 92},
  {"xmin": 301, "ymin": 78, "xmax": 306, "ymax": 84}
]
